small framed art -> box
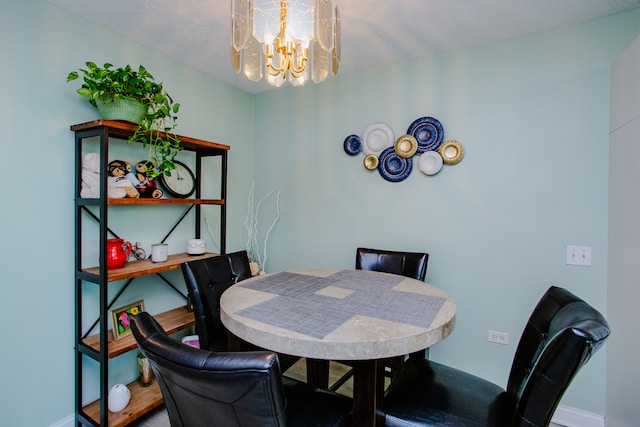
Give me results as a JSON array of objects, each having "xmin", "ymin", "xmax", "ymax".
[{"xmin": 111, "ymin": 300, "xmax": 145, "ymax": 341}]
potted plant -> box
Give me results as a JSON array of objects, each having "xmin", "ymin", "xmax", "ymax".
[{"xmin": 67, "ymin": 62, "xmax": 181, "ymax": 179}]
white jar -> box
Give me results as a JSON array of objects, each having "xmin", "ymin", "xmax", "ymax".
[
  {"xmin": 108, "ymin": 384, "xmax": 131, "ymax": 412},
  {"xmin": 151, "ymin": 243, "xmax": 168, "ymax": 262},
  {"xmin": 187, "ymin": 239, "xmax": 206, "ymax": 255}
]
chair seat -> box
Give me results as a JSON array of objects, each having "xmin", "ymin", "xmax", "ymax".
[
  {"xmin": 384, "ymin": 358, "xmax": 515, "ymax": 427},
  {"xmin": 384, "ymin": 286, "xmax": 610, "ymax": 427}
]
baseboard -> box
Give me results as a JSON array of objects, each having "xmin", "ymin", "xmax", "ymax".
[
  {"xmin": 49, "ymin": 414, "xmax": 74, "ymax": 427},
  {"xmin": 552, "ymin": 405, "xmax": 605, "ymax": 427}
]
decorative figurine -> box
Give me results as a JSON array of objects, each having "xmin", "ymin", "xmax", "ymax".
[
  {"xmin": 108, "ymin": 160, "xmax": 139, "ymax": 198},
  {"xmin": 134, "ymin": 160, "xmax": 163, "ymax": 198}
]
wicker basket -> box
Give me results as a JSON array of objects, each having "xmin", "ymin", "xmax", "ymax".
[{"xmin": 95, "ymin": 98, "xmax": 147, "ymax": 124}]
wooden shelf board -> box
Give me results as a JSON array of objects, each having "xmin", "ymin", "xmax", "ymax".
[
  {"xmin": 82, "ymin": 252, "xmax": 218, "ymax": 282},
  {"xmin": 70, "ymin": 119, "xmax": 230, "ymax": 152},
  {"xmin": 83, "ymin": 379, "xmax": 163, "ymax": 427},
  {"xmin": 106, "ymin": 198, "xmax": 224, "ymax": 205},
  {"xmin": 83, "ymin": 306, "xmax": 195, "ymax": 358}
]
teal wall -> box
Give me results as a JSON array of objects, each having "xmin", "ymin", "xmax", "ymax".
[
  {"xmin": 251, "ymin": 10, "xmax": 640, "ymax": 415},
  {"xmin": 1, "ymin": 1, "xmax": 254, "ymax": 425},
  {"xmin": 1, "ymin": 1, "xmax": 638, "ymax": 425}
]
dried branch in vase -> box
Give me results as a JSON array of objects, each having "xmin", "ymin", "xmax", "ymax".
[{"xmin": 244, "ymin": 182, "xmax": 282, "ymax": 275}]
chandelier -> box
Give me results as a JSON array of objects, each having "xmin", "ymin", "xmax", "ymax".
[{"xmin": 231, "ymin": 0, "xmax": 341, "ymax": 87}]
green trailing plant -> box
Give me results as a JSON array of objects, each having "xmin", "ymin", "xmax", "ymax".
[{"xmin": 67, "ymin": 62, "xmax": 181, "ymax": 179}]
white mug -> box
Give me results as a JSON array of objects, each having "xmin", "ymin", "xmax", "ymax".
[
  {"xmin": 151, "ymin": 243, "xmax": 168, "ymax": 262},
  {"xmin": 187, "ymin": 239, "xmax": 206, "ymax": 255}
]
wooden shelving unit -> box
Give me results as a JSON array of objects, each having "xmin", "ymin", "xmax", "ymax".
[{"xmin": 73, "ymin": 120, "xmax": 229, "ymax": 426}]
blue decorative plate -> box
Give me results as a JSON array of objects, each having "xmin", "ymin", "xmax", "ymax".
[
  {"xmin": 343, "ymin": 134, "xmax": 362, "ymax": 156},
  {"xmin": 407, "ymin": 116, "xmax": 444, "ymax": 153},
  {"xmin": 378, "ymin": 147, "xmax": 413, "ymax": 182}
]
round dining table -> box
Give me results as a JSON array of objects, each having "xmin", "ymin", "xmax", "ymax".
[{"xmin": 220, "ymin": 268, "xmax": 456, "ymax": 426}]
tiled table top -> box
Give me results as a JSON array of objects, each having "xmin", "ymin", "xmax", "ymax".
[{"xmin": 220, "ymin": 269, "xmax": 456, "ymax": 360}]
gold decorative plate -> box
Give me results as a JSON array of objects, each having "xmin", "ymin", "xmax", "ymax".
[
  {"xmin": 363, "ymin": 154, "xmax": 379, "ymax": 170},
  {"xmin": 437, "ymin": 140, "xmax": 464, "ymax": 165},
  {"xmin": 394, "ymin": 134, "xmax": 418, "ymax": 158}
]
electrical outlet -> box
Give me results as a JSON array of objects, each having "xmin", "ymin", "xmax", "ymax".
[{"xmin": 488, "ymin": 330, "xmax": 509, "ymax": 345}]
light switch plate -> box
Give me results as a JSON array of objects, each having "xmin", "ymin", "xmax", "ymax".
[{"xmin": 566, "ymin": 246, "xmax": 592, "ymax": 266}]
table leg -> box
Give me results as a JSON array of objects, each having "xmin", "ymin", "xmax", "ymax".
[
  {"xmin": 305, "ymin": 359, "xmax": 330, "ymax": 389},
  {"xmin": 226, "ymin": 332, "xmax": 240, "ymax": 352},
  {"xmin": 352, "ymin": 360, "xmax": 385, "ymax": 427}
]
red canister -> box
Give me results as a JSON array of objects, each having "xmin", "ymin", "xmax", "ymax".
[{"xmin": 106, "ymin": 238, "xmax": 132, "ymax": 269}]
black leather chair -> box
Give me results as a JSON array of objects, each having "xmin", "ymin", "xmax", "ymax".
[
  {"xmin": 356, "ymin": 247, "xmax": 429, "ymax": 281},
  {"xmin": 131, "ymin": 312, "xmax": 352, "ymax": 427},
  {"xmin": 227, "ymin": 249, "xmax": 253, "ymax": 282},
  {"xmin": 181, "ymin": 255, "xmax": 236, "ymax": 352},
  {"xmin": 181, "ymin": 251, "xmax": 299, "ymax": 370},
  {"xmin": 328, "ymin": 247, "xmax": 430, "ymax": 391},
  {"xmin": 383, "ymin": 286, "xmax": 610, "ymax": 427}
]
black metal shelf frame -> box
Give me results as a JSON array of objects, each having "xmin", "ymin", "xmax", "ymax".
[{"xmin": 73, "ymin": 123, "xmax": 227, "ymax": 426}]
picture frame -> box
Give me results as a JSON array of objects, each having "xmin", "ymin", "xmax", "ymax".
[{"xmin": 111, "ymin": 300, "xmax": 145, "ymax": 341}]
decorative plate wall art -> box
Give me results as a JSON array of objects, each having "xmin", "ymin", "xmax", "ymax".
[
  {"xmin": 363, "ymin": 154, "xmax": 378, "ymax": 170},
  {"xmin": 418, "ymin": 151, "xmax": 443, "ymax": 175},
  {"xmin": 378, "ymin": 147, "xmax": 413, "ymax": 182},
  {"xmin": 342, "ymin": 116, "xmax": 464, "ymax": 182},
  {"xmin": 394, "ymin": 134, "xmax": 418, "ymax": 158},
  {"xmin": 343, "ymin": 134, "xmax": 362, "ymax": 155},
  {"xmin": 407, "ymin": 116, "xmax": 444, "ymax": 153},
  {"xmin": 361, "ymin": 122, "xmax": 395, "ymax": 156},
  {"xmin": 438, "ymin": 139, "xmax": 464, "ymax": 165}
]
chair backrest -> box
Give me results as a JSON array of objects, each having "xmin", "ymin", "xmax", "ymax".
[
  {"xmin": 181, "ymin": 256, "xmax": 236, "ymax": 351},
  {"xmin": 227, "ymin": 250, "xmax": 253, "ymax": 282},
  {"xmin": 131, "ymin": 312, "xmax": 287, "ymax": 427},
  {"xmin": 355, "ymin": 247, "xmax": 429, "ymax": 281},
  {"xmin": 507, "ymin": 286, "xmax": 610, "ymax": 427}
]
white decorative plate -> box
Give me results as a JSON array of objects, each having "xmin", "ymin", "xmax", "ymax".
[
  {"xmin": 361, "ymin": 122, "xmax": 394, "ymax": 156},
  {"xmin": 418, "ymin": 151, "xmax": 443, "ymax": 175}
]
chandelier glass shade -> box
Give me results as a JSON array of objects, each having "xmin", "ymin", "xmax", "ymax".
[{"xmin": 231, "ymin": 0, "xmax": 341, "ymax": 87}]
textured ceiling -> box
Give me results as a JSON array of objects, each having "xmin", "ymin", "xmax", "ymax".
[{"xmin": 49, "ymin": 0, "xmax": 640, "ymax": 93}]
